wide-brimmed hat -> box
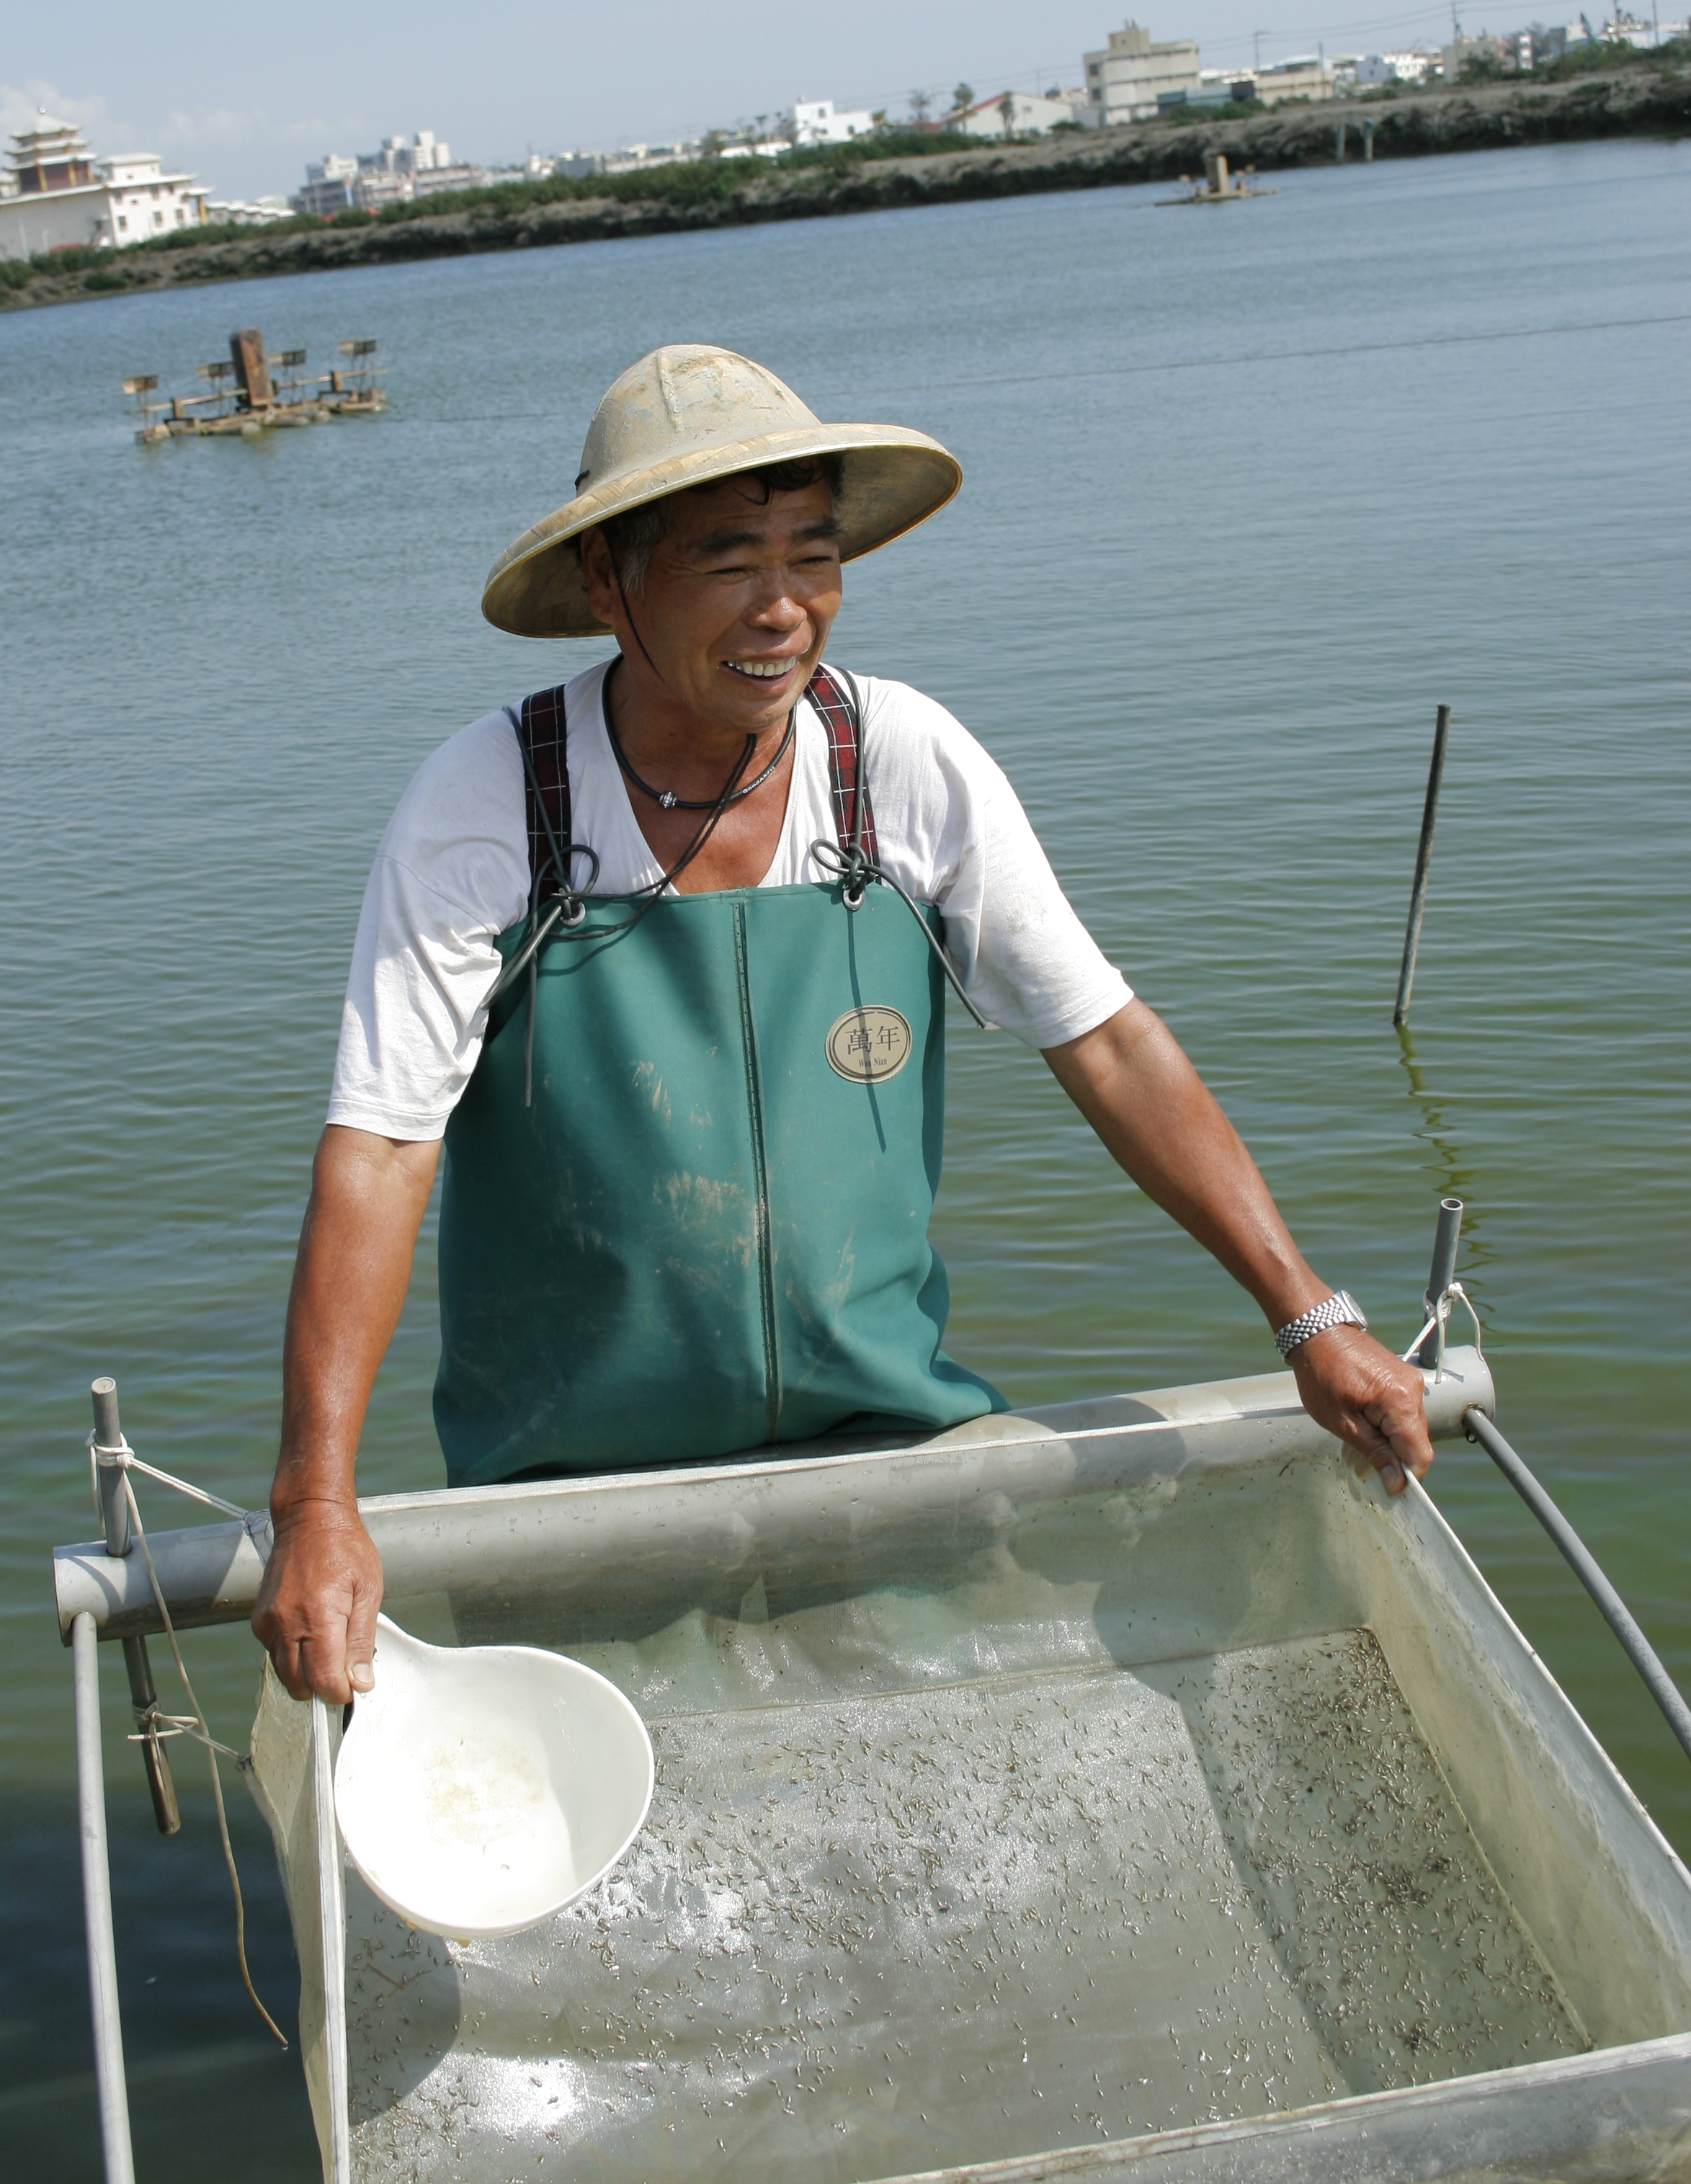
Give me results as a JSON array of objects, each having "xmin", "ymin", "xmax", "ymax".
[{"xmin": 481, "ymin": 344, "xmax": 962, "ymax": 638}]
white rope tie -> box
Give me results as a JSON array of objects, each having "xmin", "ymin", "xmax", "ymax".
[
  {"xmin": 86, "ymin": 1430, "xmax": 288, "ymax": 2049},
  {"xmin": 125, "ymin": 1713, "xmax": 247, "ymax": 1764},
  {"xmin": 117, "ymin": 1472, "xmax": 287, "ymax": 2048},
  {"xmin": 1401, "ymin": 1280, "xmax": 1485, "ymax": 1381},
  {"xmin": 86, "ymin": 1432, "xmax": 249, "ymax": 1521}
]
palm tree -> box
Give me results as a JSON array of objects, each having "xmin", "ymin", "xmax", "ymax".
[
  {"xmin": 997, "ymin": 92, "xmax": 1017, "ymax": 137},
  {"xmin": 950, "ymin": 82, "xmax": 974, "ymax": 116}
]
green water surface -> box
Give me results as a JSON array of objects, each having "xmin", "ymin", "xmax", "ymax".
[{"xmin": 1, "ymin": 137, "xmax": 1686, "ymax": 2178}]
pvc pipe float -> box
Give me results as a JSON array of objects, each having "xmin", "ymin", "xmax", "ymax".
[{"xmin": 53, "ymin": 1355, "xmax": 1496, "ymax": 1645}]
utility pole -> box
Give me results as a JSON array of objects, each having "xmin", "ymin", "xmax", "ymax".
[{"xmin": 1254, "ymin": 27, "xmax": 1263, "ymax": 68}]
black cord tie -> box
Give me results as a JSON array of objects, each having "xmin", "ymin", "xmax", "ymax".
[
  {"xmin": 486, "ymin": 842, "xmax": 604, "ymax": 1009},
  {"xmin": 808, "ymin": 838, "xmax": 989, "ymax": 1028},
  {"xmin": 494, "ymin": 697, "xmax": 762, "ymax": 1103}
]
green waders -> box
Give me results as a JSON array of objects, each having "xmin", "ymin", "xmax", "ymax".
[{"xmin": 433, "ymin": 671, "xmax": 1003, "ymax": 1486}]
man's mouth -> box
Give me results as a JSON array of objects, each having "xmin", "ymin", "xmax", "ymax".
[{"xmin": 723, "ymin": 656, "xmax": 800, "ymax": 682}]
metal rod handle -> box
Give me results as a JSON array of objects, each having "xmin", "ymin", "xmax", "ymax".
[
  {"xmin": 1463, "ymin": 1407, "xmax": 1691, "ymax": 1767},
  {"xmin": 121, "ymin": 1636, "xmax": 182, "ymax": 1836},
  {"xmin": 73, "ymin": 1613, "xmax": 137, "ymax": 2184},
  {"xmin": 1393, "ymin": 702, "xmax": 1451, "ymax": 1027},
  {"xmin": 91, "ymin": 1377, "xmax": 131, "ymax": 1559}
]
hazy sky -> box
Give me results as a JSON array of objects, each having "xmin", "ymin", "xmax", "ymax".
[{"xmin": 6, "ymin": 0, "xmax": 1464, "ymax": 200}]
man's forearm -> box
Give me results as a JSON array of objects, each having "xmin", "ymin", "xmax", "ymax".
[
  {"xmin": 1045, "ymin": 998, "xmax": 1435, "ymax": 1494},
  {"xmin": 272, "ymin": 1124, "xmax": 440, "ymax": 1518},
  {"xmin": 1044, "ymin": 1000, "xmax": 1326, "ymax": 1329}
]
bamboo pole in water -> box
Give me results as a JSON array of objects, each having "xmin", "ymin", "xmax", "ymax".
[{"xmin": 1393, "ymin": 703, "xmax": 1451, "ymax": 1027}]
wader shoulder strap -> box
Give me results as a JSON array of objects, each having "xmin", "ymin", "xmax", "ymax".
[
  {"xmin": 806, "ymin": 665, "xmax": 878, "ymax": 862},
  {"xmin": 515, "ymin": 683, "xmax": 573, "ymax": 901},
  {"xmin": 516, "ymin": 668, "xmax": 875, "ymax": 895}
]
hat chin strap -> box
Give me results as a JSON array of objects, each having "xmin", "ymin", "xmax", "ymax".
[
  {"xmin": 608, "ymin": 545, "xmax": 674, "ymax": 697},
  {"xmin": 607, "ymin": 545, "xmax": 775, "ymax": 846}
]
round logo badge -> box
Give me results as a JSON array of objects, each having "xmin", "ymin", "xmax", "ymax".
[{"xmin": 826, "ymin": 1005, "xmax": 914, "ymax": 1084}]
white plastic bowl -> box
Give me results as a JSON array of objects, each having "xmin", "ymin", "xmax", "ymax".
[{"xmin": 333, "ymin": 1614, "xmax": 653, "ymax": 1938}]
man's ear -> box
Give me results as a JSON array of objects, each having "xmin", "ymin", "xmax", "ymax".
[{"xmin": 579, "ymin": 526, "xmax": 618, "ymax": 626}]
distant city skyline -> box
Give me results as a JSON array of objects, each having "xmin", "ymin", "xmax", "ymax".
[{"xmin": 4, "ymin": 0, "xmax": 1477, "ymax": 200}]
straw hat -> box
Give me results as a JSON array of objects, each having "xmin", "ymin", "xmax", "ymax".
[{"xmin": 481, "ymin": 344, "xmax": 962, "ymax": 638}]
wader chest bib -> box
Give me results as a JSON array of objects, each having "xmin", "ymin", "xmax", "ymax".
[{"xmin": 434, "ymin": 669, "xmax": 1003, "ymax": 1485}]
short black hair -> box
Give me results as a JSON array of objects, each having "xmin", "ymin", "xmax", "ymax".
[{"xmin": 591, "ymin": 454, "xmax": 845, "ymax": 592}]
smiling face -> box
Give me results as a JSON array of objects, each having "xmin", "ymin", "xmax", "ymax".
[{"xmin": 579, "ymin": 473, "xmax": 844, "ymax": 746}]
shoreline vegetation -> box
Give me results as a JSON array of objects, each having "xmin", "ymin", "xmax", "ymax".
[{"xmin": 4, "ymin": 48, "xmax": 1686, "ymax": 315}]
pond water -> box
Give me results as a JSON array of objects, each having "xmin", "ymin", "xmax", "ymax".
[{"xmin": 1, "ymin": 134, "xmax": 1686, "ymax": 2178}]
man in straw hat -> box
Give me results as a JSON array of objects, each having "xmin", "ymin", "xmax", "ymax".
[{"xmin": 255, "ymin": 344, "xmax": 1434, "ymax": 1703}]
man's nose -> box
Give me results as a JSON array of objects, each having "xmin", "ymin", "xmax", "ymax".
[{"xmin": 745, "ymin": 581, "xmax": 806, "ymax": 628}]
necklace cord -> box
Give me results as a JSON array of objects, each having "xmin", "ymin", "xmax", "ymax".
[
  {"xmin": 494, "ymin": 658, "xmax": 985, "ymax": 1090},
  {"xmin": 608, "ymin": 704, "xmax": 795, "ymax": 811},
  {"xmin": 492, "ymin": 696, "xmax": 759, "ymax": 1097}
]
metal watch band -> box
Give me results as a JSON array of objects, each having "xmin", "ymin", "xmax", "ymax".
[{"xmin": 1273, "ymin": 1289, "xmax": 1367, "ymax": 1360}]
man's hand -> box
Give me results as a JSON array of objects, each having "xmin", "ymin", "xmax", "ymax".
[
  {"xmin": 252, "ymin": 1501, "xmax": 384, "ymax": 1703},
  {"xmin": 1288, "ymin": 1322, "xmax": 1434, "ymax": 1496},
  {"xmin": 1045, "ymin": 1002, "xmax": 1436, "ymax": 1494},
  {"xmin": 252, "ymin": 1125, "xmax": 437, "ymax": 1701}
]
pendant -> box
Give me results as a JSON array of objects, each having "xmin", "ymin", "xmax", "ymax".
[{"xmin": 659, "ymin": 790, "xmax": 677, "ymax": 809}]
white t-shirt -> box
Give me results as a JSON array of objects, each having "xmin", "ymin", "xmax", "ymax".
[{"xmin": 328, "ymin": 661, "xmax": 1133, "ymax": 1141}]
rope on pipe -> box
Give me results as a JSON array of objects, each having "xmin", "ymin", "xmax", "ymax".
[
  {"xmin": 1462, "ymin": 1406, "xmax": 1691, "ymax": 1768},
  {"xmin": 1401, "ymin": 1280, "xmax": 1484, "ymax": 1378}
]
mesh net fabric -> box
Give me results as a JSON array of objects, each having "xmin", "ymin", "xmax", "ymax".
[{"xmin": 244, "ymin": 1393, "xmax": 1672, "ymax": 2183}]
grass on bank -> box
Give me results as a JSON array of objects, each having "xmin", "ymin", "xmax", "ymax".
[{"xmin": 0, "ymin": 127, "xmax": 978, "ymax": 293}]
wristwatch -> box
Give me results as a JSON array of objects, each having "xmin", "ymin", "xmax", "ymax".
[{"xmin": 1273, "ymin": 1289, "xmax": 1367, "ymax": 1360}]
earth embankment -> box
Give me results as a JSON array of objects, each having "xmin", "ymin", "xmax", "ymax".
[{"xmin": 6, "ymin": 63, "xmax": 1687, "ymax": 313}]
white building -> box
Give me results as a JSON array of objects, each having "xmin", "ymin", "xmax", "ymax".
[
  {"xmin": 291, "ymin": 133, "xmax": 476, "ymax": 218},
  {"xmin": 294, "ymin": 152, "xmax": 359, "ymax": 217},
  {"xmin": 359, "ymin": 130, "xmax": 454, "ymax": 177},
  {"xmin": 955, "ymin": 90, "xmax": 1094, "ymax": 137},
  {"xmin": 0, "ymin": 115, "xmax": 208, "ymax": 259},
  {"xmin": 1352, "ymin": 48, "xmax": 1440, "ymax": 83},
  {"xmin": 202, "ymin": 194, "xmax": 293, "ymax": 226},
  {"xmin": 788, "ymin": 99, "xmax": 875, "ymax": 146},
  {"xmin": 411, "ymin": 164, "xmax": 488, "ymax": 199},
  {"xmin": 1082, "ymin": 22, "xmax": 1202, "ymax": 124},
  {"xmin": 1251, "ymin": 55, "xmax": 1338, "ymax": 103},
  {"xmin": 1605, "ymin": 10, "xmax": 1690, "ymax": 43}
]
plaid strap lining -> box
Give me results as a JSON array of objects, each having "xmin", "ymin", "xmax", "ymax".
[
  {"xmin": 516, "ymin": 684, "xmax": 572, "ymax": 901},
  {"xmin": 806, "ymin": 664, "xmax": 878, "ymax": 863},
  {"xmin": 512, "ymin": 665, "xmax": 873, "ymax": 897}
]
